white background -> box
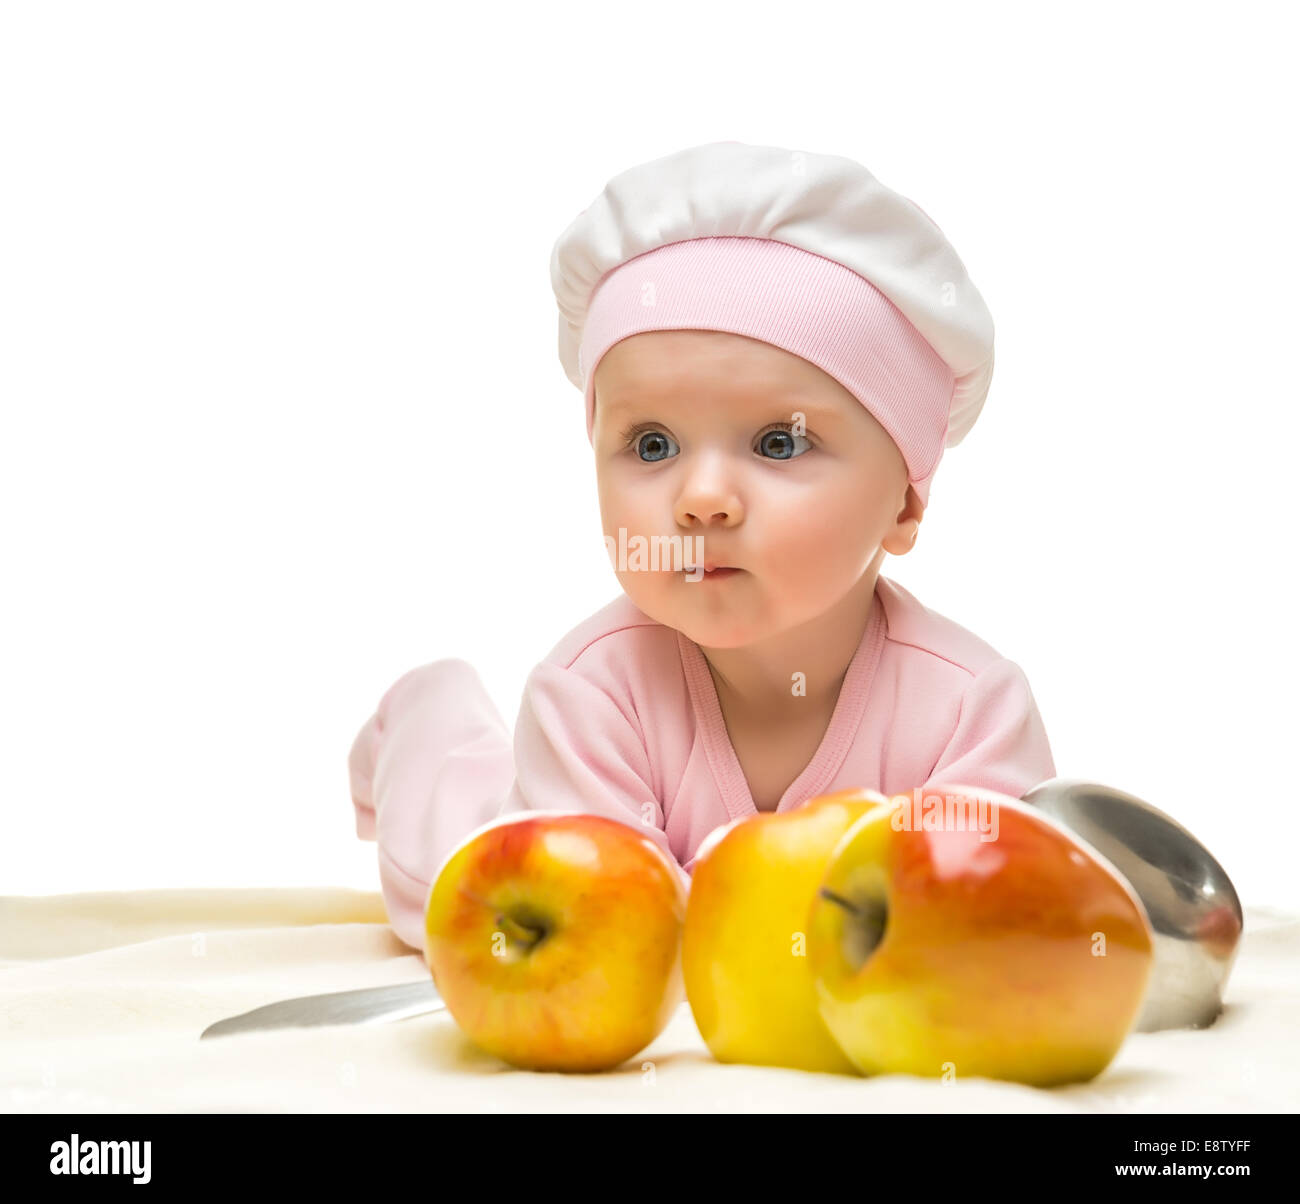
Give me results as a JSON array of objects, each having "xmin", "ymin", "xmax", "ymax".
[{"xmin": 2, "ymin": 2, "xmax": 1297, "ymax": 910}]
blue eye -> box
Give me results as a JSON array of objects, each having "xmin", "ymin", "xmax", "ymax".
[
  {"xmin": 622, "ymin": 422, "xmax": 811, "ymax": 462},
  {"xmin": 756, "ymin": 424, "xmax": 812, "ymax": 460},
  {"xmin": 632, "ymin": 430, "xmax": 679, "ymax": 462}
]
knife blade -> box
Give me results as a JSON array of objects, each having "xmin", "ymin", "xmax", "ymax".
[{"xmin": 200, "ymin": 979, "xmax": 445, "ymax": 1039}]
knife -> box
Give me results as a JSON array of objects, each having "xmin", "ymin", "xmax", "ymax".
[{"xmin": 200, "ymin": 979, "xmax": 445, "ymax": 1039}]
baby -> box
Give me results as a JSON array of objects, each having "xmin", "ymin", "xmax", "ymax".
[{"xmin": 348, "ymin": 142, "xmax": 1056, "ymax": 954}]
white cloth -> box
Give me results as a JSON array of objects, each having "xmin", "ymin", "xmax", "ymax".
[{"xmin": 2, "ymin": 887, "xmax": 1295, "ymax": 1113}]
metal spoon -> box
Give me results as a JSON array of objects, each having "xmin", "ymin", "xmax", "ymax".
[{"xmin": 1021, "ymin": 777, "xmax": 1244, "ymax": 1032}]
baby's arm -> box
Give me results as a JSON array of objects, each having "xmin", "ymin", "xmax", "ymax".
[
  {"xmin": 349, "ymin": 656, "xmax": 688, "ymax": 955},
  {"xmin": 920, "ymin": 657, "xmax": 1057, "ymax": 800},
  {"xmin": 502, "ymin": 658, "xmax": 690, "ymax": 889},
  {"xmin": 348, "ymin": 659, "xmax": 517, "ymax": 953}
]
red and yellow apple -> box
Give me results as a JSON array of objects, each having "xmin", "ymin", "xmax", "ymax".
[
  {"xmin": 807, "ymin": 785, "xmax": 1155, "ymax": 1086},
  {"xmin": 681, "ymin": 788, "xmax": 892, "ymax": 1072},
  {"xmin": 424, "ymin": 811, "xmax": 688, "ymax": 1072}
]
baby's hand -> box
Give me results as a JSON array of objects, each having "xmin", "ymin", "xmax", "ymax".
[
  {"xmin": 347, "ymin": 706, "xmax": 382, "ymax": 841},
  {"xmin": 346, "ymin": 660, "xmax": 516, "ymax": 953}
]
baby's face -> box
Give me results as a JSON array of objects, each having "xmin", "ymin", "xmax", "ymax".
[{"xmin": 593, "ymin": 330, "xmax": 922, "ymax": 648}]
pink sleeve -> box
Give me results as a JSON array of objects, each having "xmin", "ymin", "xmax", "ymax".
[
  {"xmin": 504, "ymin": 660, "xmax": 691, "ymax": 893},
  {"xmin": 349, "ymin": 657, "xmax": 689, "ymax": 956},
  {"xmin": 348, "ymin": 660, "xmax": 517, "ymax": 954},
  {"xmin": 920, "ymin": 657, "xmax": 1057, "ymax": 801}
]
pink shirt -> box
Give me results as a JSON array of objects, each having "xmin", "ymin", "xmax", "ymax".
[{"xmin": 349, "ymin": 575, "xmax": 1056, "ymax": 954}]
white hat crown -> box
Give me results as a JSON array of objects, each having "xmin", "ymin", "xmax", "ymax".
[{"xmin": 550, "ymin": 140, "xmax": 995, "ymax": 449}]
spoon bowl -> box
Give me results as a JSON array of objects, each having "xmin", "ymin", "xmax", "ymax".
[{"xmin": 1021, "ymin": 778, "xmax": 1243, "ymax": 1032}]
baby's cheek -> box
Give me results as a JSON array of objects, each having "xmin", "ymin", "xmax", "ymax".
[{"xmin": 767, "ymin": 505, "xmax": 864, "ymax": 585}]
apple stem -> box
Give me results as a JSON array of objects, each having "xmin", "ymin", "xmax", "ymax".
[
  {"xmin": 818, "ymin": 888, "xmax": 888, "ymax": 968},
  {"xmin": 818, "ymin": 887, "xmax": 863, "ymax": 916},
  {"xmin": 496, "ymin": 912, "xmax": 547, "ymax": 952}
]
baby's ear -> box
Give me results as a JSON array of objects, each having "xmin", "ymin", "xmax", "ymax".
[
  {"xmin": 901, "ymin": 483, "xmax": 925, "ymax": 527},
  {"xmin": 883, "ymin": 485, "xmax": 924, "ymax": 556}
]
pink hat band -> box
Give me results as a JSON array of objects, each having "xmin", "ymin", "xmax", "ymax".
[{"xmin": 578, "ymin": 236, "xmax": 956, "ymax": 507}]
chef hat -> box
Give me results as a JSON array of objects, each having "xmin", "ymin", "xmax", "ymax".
[{"xmin": 549, "ymin": 140, "xmax": 996, "ymax": 508}]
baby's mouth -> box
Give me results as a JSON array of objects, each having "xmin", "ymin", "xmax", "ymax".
[{"xmin": 684, "ymin": 565, "xmax": 742, "ymax": 580}]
